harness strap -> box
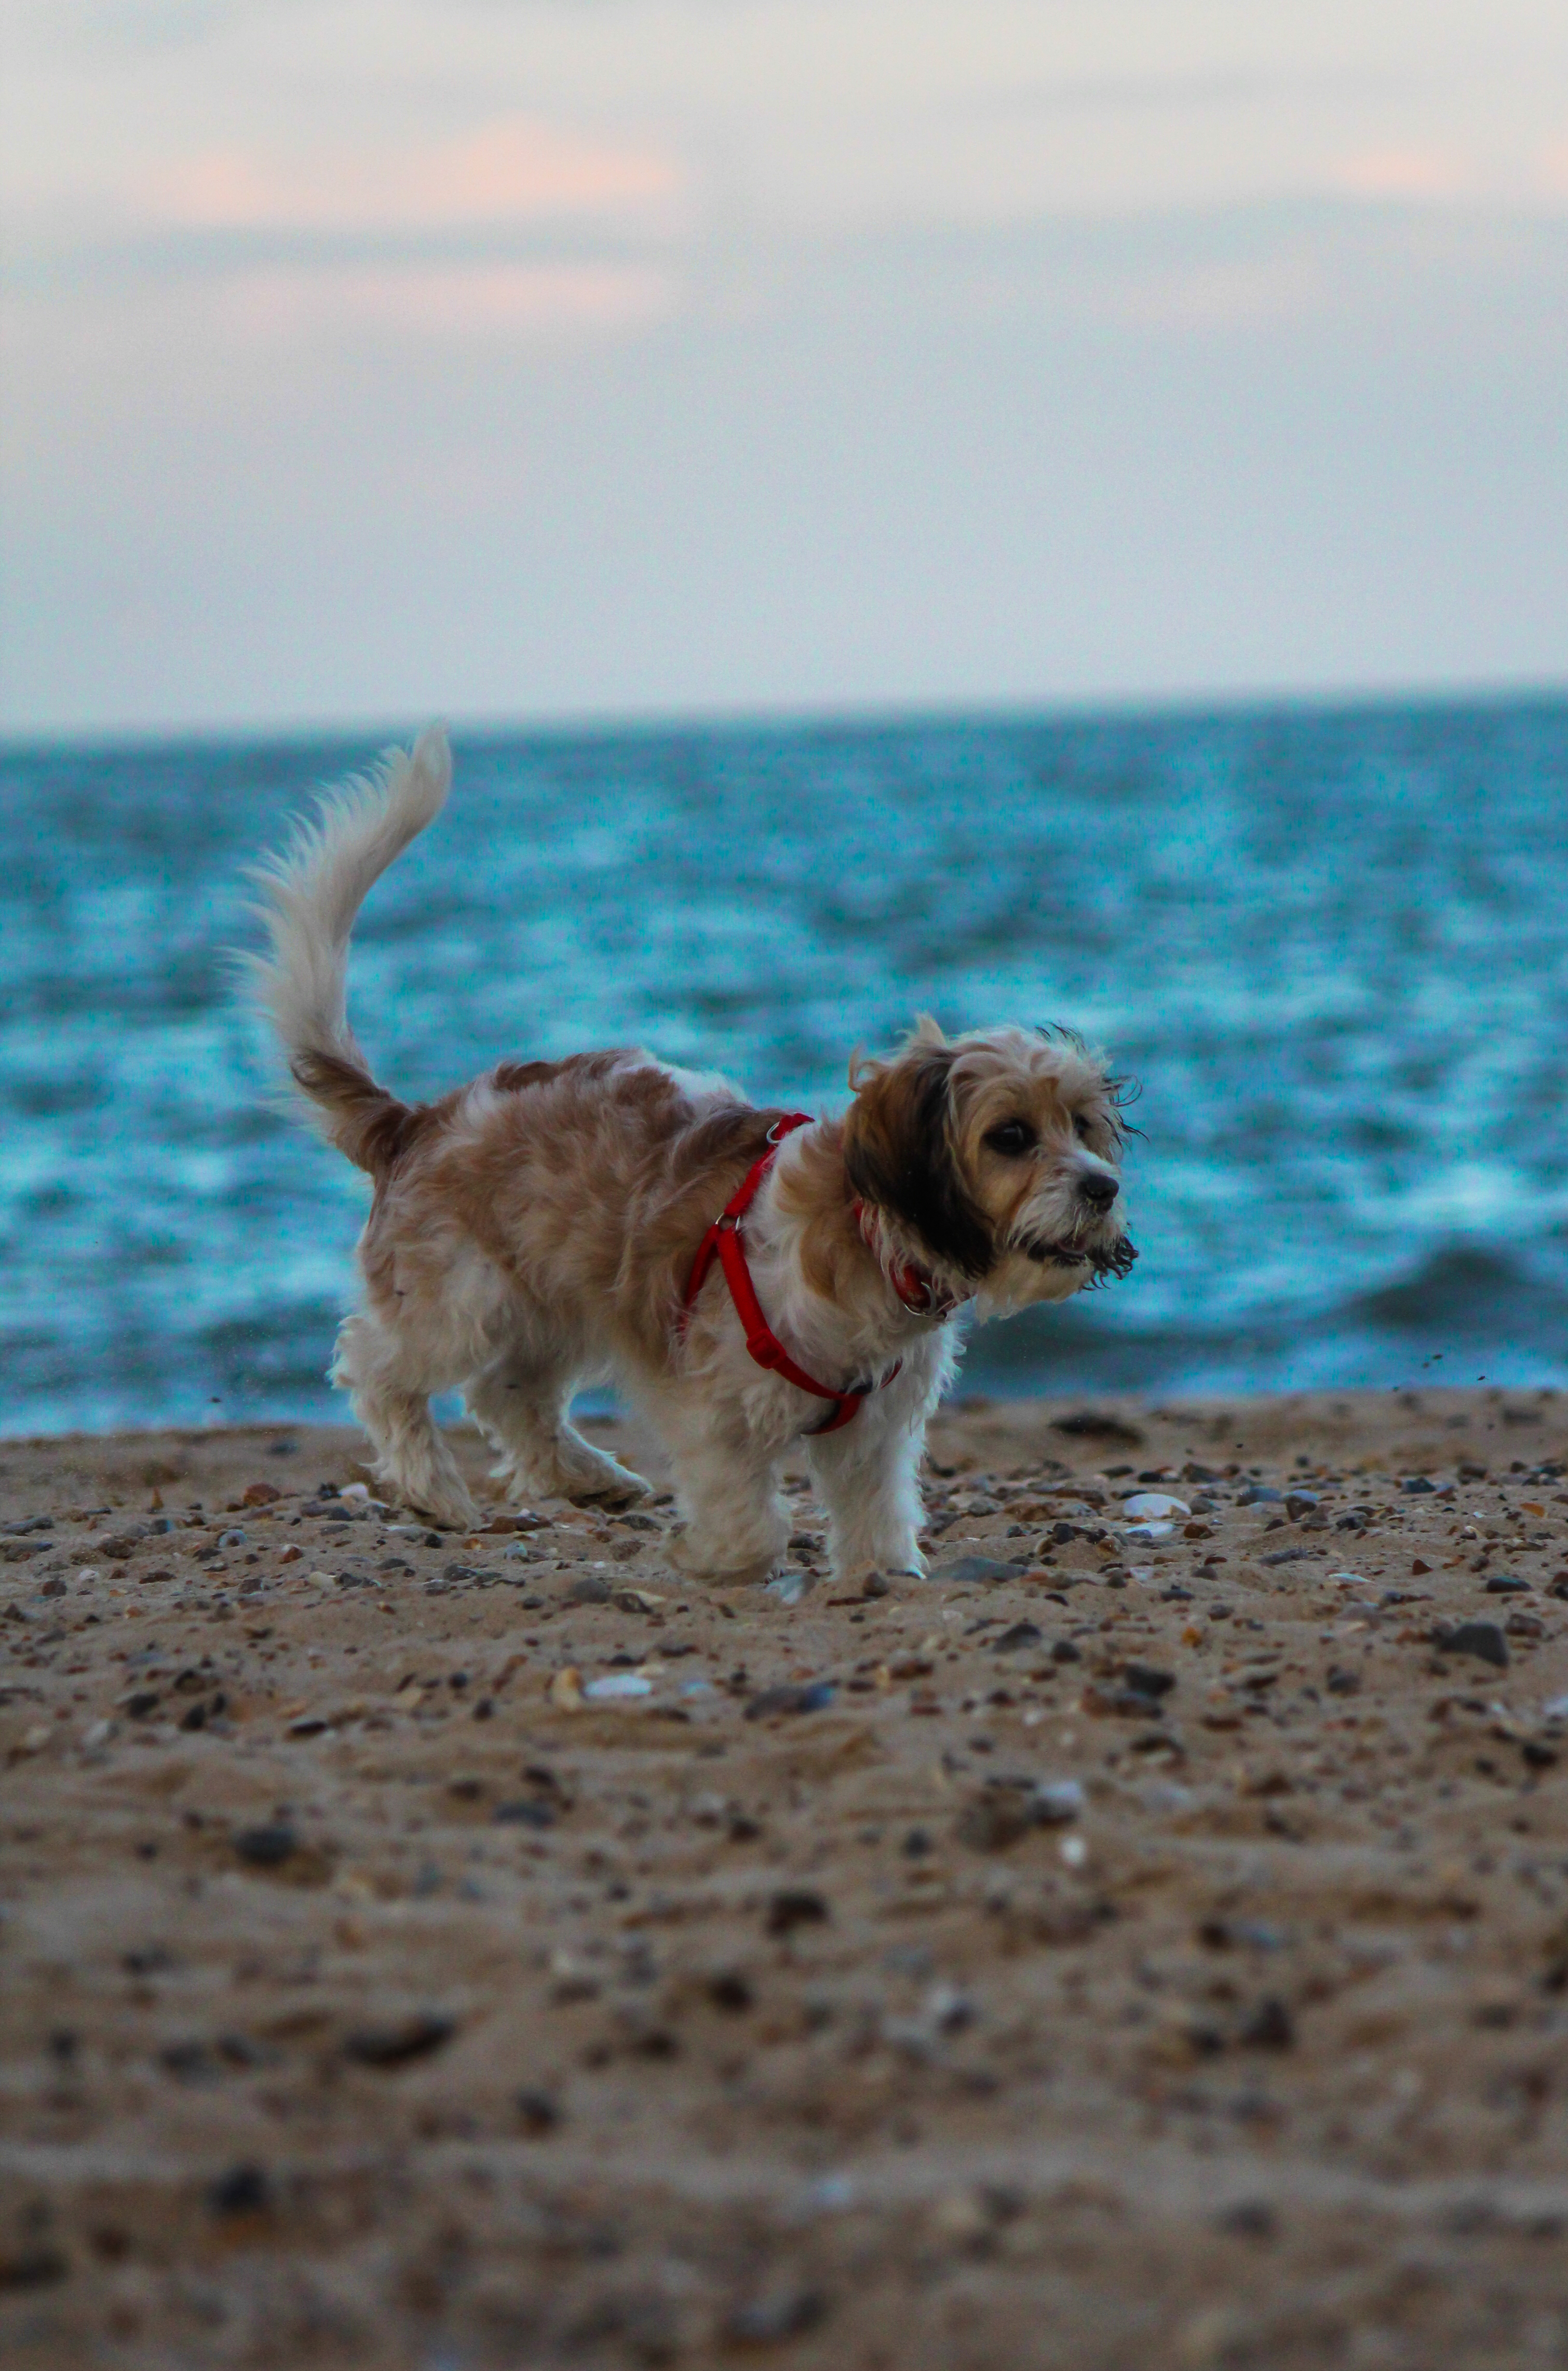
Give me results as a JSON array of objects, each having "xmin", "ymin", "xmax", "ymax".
[{"xmin": 679, "ymin": 1115, "xmax": 897, "ymax": 1436}]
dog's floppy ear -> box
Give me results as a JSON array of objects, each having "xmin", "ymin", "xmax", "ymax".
[{"xmin": 843, "ymin": 1038, "xmax": 993, "ymax": 1279}]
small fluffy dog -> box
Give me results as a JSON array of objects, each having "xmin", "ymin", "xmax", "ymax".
[{"xmin": 247, "ymin": 728, "xmax": 1136, "ymax": 1586}]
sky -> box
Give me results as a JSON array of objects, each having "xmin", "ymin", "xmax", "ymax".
[{"xmin": 3, "ymin": 0, "xmax": 1566, "ymax": 735}]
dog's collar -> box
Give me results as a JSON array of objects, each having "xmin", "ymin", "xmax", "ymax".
[
  {"xmin": 679, "ymin": 1116, "xmax": 900, "ymax": 1435},
  {"xmin": 852, "ymin": 1199, "xmax": 965, "ymax": 1321}
]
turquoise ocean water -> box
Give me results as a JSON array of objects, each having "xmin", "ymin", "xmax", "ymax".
[{"xmin": 3, "ymin": 697, "xmax": 1566, "ymax": 1433}]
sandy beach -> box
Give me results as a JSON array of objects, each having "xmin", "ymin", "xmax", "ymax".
[{"xmin": 5, "ymin": 1385, "xmax": 1568, "ymax": 2368}]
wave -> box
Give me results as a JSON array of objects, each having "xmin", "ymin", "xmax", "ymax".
[{"xmin": 962, "ymin": 1239, "xmax": 1568, "ymax": 1399}]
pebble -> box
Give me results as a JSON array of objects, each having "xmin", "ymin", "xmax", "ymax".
[
  {"xmin": 746, "ymin": 1681, "xmax": 836, "ymax": 1719},
  {"xmin": 583, "ymin": 1673, "xmax": 654, "ymax": 1701},
  {"xmin": 1434, "ymin": 1620, "xmax": 1509, "ymax": 1669},
  {"xmin": 1121, "ymin": 1493, "xmax": 1191, "ymax": 1520},
  {"xmin": 234, "ymin": 1824, "xmax": 297, "ymax": 1869},
  {"xmin": 567, "ymin": 1576, "xmax": 612, "ymax": 1605},
  {"xmin": 930, "ymin": 1556, "xmax": 1028, "ymax": 1584},
  {"xmin": 342, "ymin": 2013, "xmax": 456, "ymax": 2069}
]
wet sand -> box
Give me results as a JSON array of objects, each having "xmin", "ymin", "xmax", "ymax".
[{"xmin": 4, "ymin": 1386, "xmax": 1568, "ymax": 2369}]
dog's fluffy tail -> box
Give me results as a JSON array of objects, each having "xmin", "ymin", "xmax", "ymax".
[{"xmin": 244, "ymin": 725, "xmax": 451, "ymax": 1174}]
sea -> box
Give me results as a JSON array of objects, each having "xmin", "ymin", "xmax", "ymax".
[{"xmin": 3, "ymin": 696, "xmax": 1567, "ymax": 1438}]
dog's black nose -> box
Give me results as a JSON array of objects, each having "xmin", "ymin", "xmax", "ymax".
[{"xmin": 1078, "ymin": 1172, "xmax": 1119, "ymax": 1211}]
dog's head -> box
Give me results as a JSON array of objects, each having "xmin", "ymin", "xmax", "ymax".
[{"xmin": 842, "ymin": 1019, "xmax": 1136, "ymax": 1314}]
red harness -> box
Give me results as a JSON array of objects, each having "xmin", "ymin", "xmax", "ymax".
[{"xmin": 679, "ymin": 1115, "xmax": 910, "ymax": 1435}]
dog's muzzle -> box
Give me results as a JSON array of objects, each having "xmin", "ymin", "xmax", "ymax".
[{"xmin": 1017, "ymin": 1229, "xmax": 1138, "ymax": 1285}]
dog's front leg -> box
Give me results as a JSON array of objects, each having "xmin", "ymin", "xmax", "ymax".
[
  {"xmin": 659, "ymin": 1402, "xmax": 789, "ymax": 1586},
  {"xmin": 807, "ymin": 1397, "xmax": 926, "ymax": 1587}
]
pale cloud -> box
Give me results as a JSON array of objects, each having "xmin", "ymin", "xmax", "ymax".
[
  {"xmin": 220, "ymin": 256, "xmax": 675, "ymax": 340},
  {"xmin": 1330, "ymin": 147, "xmax": 1480, "ymax": 201},
  {"xmin": 4, "ymin": 0, "xmax": 1568, "ymax": 730},
  {"xmin": 142, "ymin": 118, "xmax": 685, "ymax": 236}
]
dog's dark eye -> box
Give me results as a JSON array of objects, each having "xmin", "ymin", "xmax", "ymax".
[
  {"xmin": 984, "ymin": 1120, "xmax": 1036, "ymax": 1157},
  {"xmin": 1072, "ymin": 1112, "xmax": 1093, "ymax": 1142}
]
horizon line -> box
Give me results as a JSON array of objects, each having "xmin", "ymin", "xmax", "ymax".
[{"xmin": 4, "ymin": 673, "xmax": 1566, "ymax": 753}]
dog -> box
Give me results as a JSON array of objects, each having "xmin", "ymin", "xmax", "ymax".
[{"xmin": 246, "ymin": 727, "xmax": 1136, "ymax": 1587}]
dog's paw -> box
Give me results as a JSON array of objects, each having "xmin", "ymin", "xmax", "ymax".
[
  {"xmin": 835, "ymin": 1553, "xmax": 924, "ymax": 1589},
  {"xmin": 403, "ymin": 1492, "xmax": 481, "ymax": 1531},
  {"xmin": 664, "ymin": 1526, "xmax": 779, "ymax": 1588},
  {"xmin": 565, "ymin": 1470, "xmax": 651, "ymax": 1511}
]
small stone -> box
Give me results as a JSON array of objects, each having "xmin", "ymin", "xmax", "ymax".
[
  {"xmin": 241, "ymin": 1482, "xmax": 282, "ymax": 1507},
  {"xmin": 566, "ymin": 1575, "xmax": 612, "ymax": 1605},
  {"xmin": 1122, "ymin": 1493, "xmax": 1190, "ymax": 1520},
  {"xmin": 955, "ymin": 1774, "xmax": 1083, "ymax": 1850},
  {"xmin": 765, "ymin": 1888, "xmax": 829, "ymax": 1936},
  {"xmin": 0, "ymin": 2246, "xmax": 68, "ymax": 2291},
  {"xmin": 724, "ymin": 2288, "xmax": 827, "ymax": 2346},
  {"xmin": 1484, "ymin": 1574, "xmax": 1531, "ymax": 1594},
  {"xmin": 930, "ymin": 1556, "xmax": 1028, "ymax": 1584},
  {"xmin": 516, "ymin": 2089, "xmax": 560, "ymax": 2134},
  {"xmin": 1237, "ymin": 1487, "xmax": 1283, "ymax": 1506},
  {"xmin": 583, "ymin": 1672, "xmax": 653, "ymax": 1701},
  {"xmin": 1432, "ymin": 1620, "xmax": 1509, "ymax": 1669},
  {"xmin": 1238, "ymin": 1996, "xmax": 1295, "ymax": 2050},
  {"xmin": 992, "ymin": 1621, "xmax": 1043, "ymax": 1652},
  {"xmin": 746, "ymin": 1682, "xmax": 835, "ymax": 1719},
  {"xmin": 208, "ymin": 2162, "xmax": 269, "ymax": 2217},
  {"xmin": 1283, "ymin": 1491, "xmax": 1318, "ymax": 1518},
  {"xmin": 342, "ymin": 2012, "xmax": 456, "ymax": 2068},
  {"xmin": 495, "ymin": 1798, "xmax": 556, "ymax": 1828},
  {"xmin": 1123, "ymin": 1662, "xmax": 1175, "ymax": 1699},
  {"xmin": 1215, "ymin": 2200, "xmax": 1277, "ymax": 2240},
  {"xmin": 234, "ymin": 1824, "xmax": 298, "ymax": 1869}
]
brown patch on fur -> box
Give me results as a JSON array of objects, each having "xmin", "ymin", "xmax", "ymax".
[
  {"xmin": 842, "ymin": 1045, "xmax": 994, "ymax": 1279},
  {"xmin": 354, "ymin": 1060, "xmax": 809, "ymax": 1375},
  {"xmin": 289, "ymin": 1048, "xmax": 445, "ymax": 1176},
  {"xmin": 492, "ymin": 1051, "xmax": 637, "ymax": 1096},
  {"xmin": 777, "ymin": 1121, "xmax": 866, "ymax": 1306}
]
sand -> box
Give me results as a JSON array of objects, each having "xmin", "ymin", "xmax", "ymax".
[{"xmin": 4, "ymin": 1385, "xmax": 1568, "ymax": 2369}]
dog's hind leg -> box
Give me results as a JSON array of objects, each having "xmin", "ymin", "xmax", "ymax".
[
  {"xmin": 332, "ymin": 1311, "xmax": 479, "ymax": 1528},
  {"xmin": 467, "ymin": 1352, "xmax": 649, "ymax": 1508}
]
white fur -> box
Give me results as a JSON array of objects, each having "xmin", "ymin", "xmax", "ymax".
[{"xmin": 241, "ymin": 724, "xmax": 451, "ymax": 1139}]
